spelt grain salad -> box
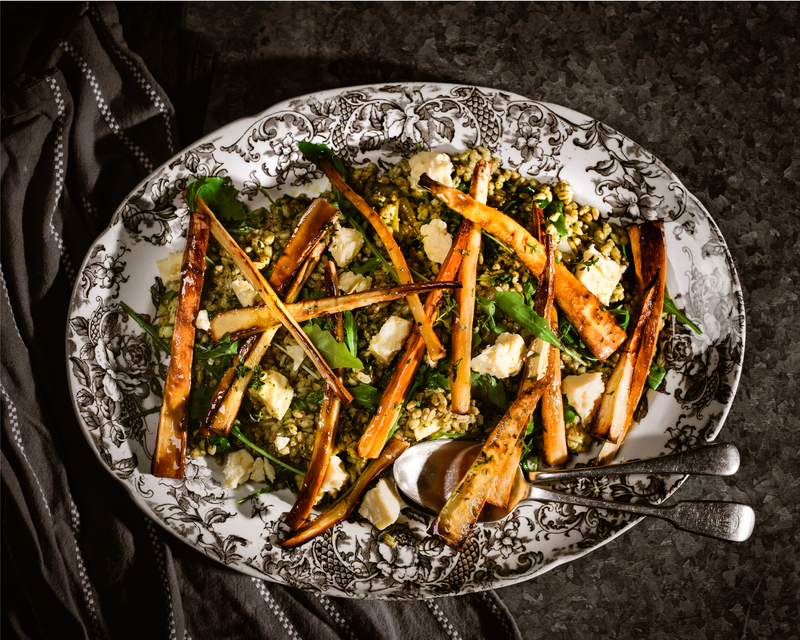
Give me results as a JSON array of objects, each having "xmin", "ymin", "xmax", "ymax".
[{"xmin": 139, "ymin": 144, "xmax": 698, "ymax": 548}]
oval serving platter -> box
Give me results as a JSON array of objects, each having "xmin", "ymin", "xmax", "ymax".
[{"xmin": 66, "ymin": 83, "xmax": 745, "ymax": 599}]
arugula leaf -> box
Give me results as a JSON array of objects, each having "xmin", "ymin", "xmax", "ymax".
[
  {"xmin": 470, "ymin": 371, "xmax": 507, "ymax": 411},
  {"xmin": 188, "ymin": 384, "xmax": 216, "ymax": 421},
  {"xmin": 204, "ymin": 433, "xmax": 235, "ymax": 454},
  {"xmin": 336, "ymin": 206, "xmax": 400, "ymax": 283},
  {"xmin": 494, "ymin": 291, "xmax": 586, "ymax": 365},
  {"xmin": 663, "ymin": 292, "xmax": 703, "ymax": 335},
  {"xmin": 303, "ymin": 323, "xmax": 364, "ymax": 370},
  {"xmin": 185, "ymin": 176, "xmax": 248, "ymax": 225},
  {"xmin": 522, "ymin": 280, "xmax": 537, "ymax": 305},
  {"xmin": 562, "ymin": 395, "xmax": 579, "ymax": 424},
  {"xmin": 237, "ymin": 485, "xmax": 273, "ymax": 504},
  {"xmin": 342, "ymin": 310, "xmax": 358, "ymax": 358},
  {"xmin": 608, "ymin": 305, "xmax": 631, "ymax": 330},
  {"xmin": 194, "ymin": 334, "xmax": 240, "ymax": 360},
  {"xmin": 647, "ymin": 361, "xmax": 667, "ymax": 390},
  {"xmin": 348, "ymin": 257, "xmax": 382, "ymax": 276},
  {"xmin": 120, "ymin": 406, "xmax": 160, "ymax": 423},
  {"xmin": 348, "ymin": 384, "xmax": 381, "ymax": 411},
  {"xmin": 119, "ymin": 301, "xmax": 171, "ymax": 355},
  {"xmin": 297, "ymin": 141, "xmax": 348, "ymax": 180},
  {"xmin": 475, "ymin": 296, "xmax": 507, "ymax": 335},
  {"xmin": 231, "ymin": 425, "xmax": 305, "ymax": 475}
]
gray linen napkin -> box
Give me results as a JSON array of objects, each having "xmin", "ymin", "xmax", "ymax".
[{"xmin": 0, "ymin": 3, "xmax": 523, "ymax": 638}]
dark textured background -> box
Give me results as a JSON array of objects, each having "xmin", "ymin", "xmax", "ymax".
[{"xmin": 146, "ymin": 2, "xmax": 798, "ymax": 638}]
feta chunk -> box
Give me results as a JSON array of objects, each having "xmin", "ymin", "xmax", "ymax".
[
  {"xmin": 574, "ymin": 246, "xmax": 623, "ymax": 307},
  {"xmin": 359, "ymin": 478, "xmax": 402, "ymax": 530},
  {"xmin": 249, "ymin": 369, "xmax": 294, "ymax": 420},
  {"xmin": 156, "ymin": 251, "xmax": 183, "ymax": 290},
  {"xmin": 338, "ymin": 271, "xmax": 372, "ymax": 294},
  {"xmin": 195, "ymin": 309, "xmax": 211, "ymax": 332},
  {"xmin": 411, "ymin": 415, "xmax": 444, "ymax": 441},
  {"xmin": 273, "ymin": 435, "xmax": 291, "ymax": 453},
  {"xmin": 231, "ymin": 279, "xmax": 259, "ymax": 307},
  {"xmin": 249, "ymin": 457, "xmax": 276, "ymax": 483},
  {"xmin": 561, "ymin": 372, "xmax": 605, "ymax": 424},
  {"xmin": 222, "ymin": 449, "xmax": 255, "ymax": 489},
  {"xmin": 525, "ymin": 337, "xmax": 551, "ymax": 382},
  {"xmin": 471, "ymin": 332, "xmax": 526, "ymax": 379},
  {"xmin": 408, "ymin": 151, "xmax": 455, "ymax": 191},
  {"xmin": 368, "ymin": 315, "xmax": 413, "ymax": 365},
  {"xmin": 283, "ymin": 336, "xmax": 306, "ymax": 371},
  {"xmin": 328, "ymin": 226, "xmax": 364, "ymax": 268},
  {"xmin": 419, "ymin": 219, "xmax": 453, "ymax": 264},
  {"xmin": 319, "ymin": 456, "xmax": 348, "ymax": 495}
]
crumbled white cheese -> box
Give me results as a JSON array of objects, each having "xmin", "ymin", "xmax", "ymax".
[
  {"xmin": 231, "ymin": 279, "xmax": 259, "ymax": 307},
  {"xmin": 273, "ymin": 435, "xmax": 291, "ymax": 454},
  {"xmin": 249, "ymin": 457, "xmax": 276, "ymax": 483},
  {"xmin": 338, "ymin": 271, "xmax": 372, "ymax": 294},
  {"xmin": 471, "ymin": 332, "xmax": 526, "ymax": 379},
  {"xmin": 319, "ymin": 456, "xmax": 348, "ymax": 495},
  {"xmin": 249, "ymin": 369, "xmax": 294, "ymax": 420},
  {"xmin": 195, "ymin": 310, "xmax": 211, "ymax": 332},
  {"xmin": 156, "ymin": 251, "xmax": 183, "ymax": 290},
  {"xmin": 561, "ymin": 372, "xmax": 605, "ymax": 424},
  {"xmin": 359, "ymin": 478, "xmax": 402, "ymax": 530},
  {"xmin": 352, "ymin": 370, "xmax": 372, "ymax": 385},
  {"xmin": 574, "ymin": 246, "xmax": 623, "ymax": 306},
  {"xmin": 419, "ymin": 219, "xmax": 453, "ymax": 264},
  {"xmin": 328, "ymin": 226, "xmax": 364, "ymax": 268},
  {"xmin": 283, "ymin": 336, "xmax": 306, "ymax": 371},
  {"xmin": 369, "ymin": 315, "xmax": 413, "ymax": 365},
  {"xmin": 222, "ymin": 449, "xmax": 255, "ymax": 489},
  {"xmin": 408, "ymin": 151, "xmax": 455, "ymax": 190},
  {"xmin": 411, "ymin": 415, "xmax": 444, "ymax": 441}
]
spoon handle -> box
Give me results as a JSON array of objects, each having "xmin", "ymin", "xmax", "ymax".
[
  {"xmin": 526, "ymin": 486, "xmax": 755, "ymax": 542},
  {"xmin": 526, "ymin": 443, "xmax": 739, "ymax": 484}
]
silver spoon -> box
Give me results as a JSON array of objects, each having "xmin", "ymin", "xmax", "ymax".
[{"xmin": 393, "ymin": 440, "xmax": 755, "ymax": 542}]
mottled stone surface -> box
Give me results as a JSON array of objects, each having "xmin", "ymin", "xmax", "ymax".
[{"xmin": 185, "ymin": 2, "xmax": 799, "ymax": 637}]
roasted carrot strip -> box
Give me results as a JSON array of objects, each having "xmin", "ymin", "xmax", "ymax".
[
  {"xmin": 278, "ymin": 438, "xmax": 409, "ymax": 547},
  {"xmin": 284, "ymin": 262, "xmax": 345, "ymax": 530},
  {"xmin": 590, "ymin": 272, "xmax": 659, "ymax": 443},
  {"xmin": 268, "ymin": 199, "xmax": 338, "ymax": 296},
  {"xmin": 202, "ymin": 245, "xmax": 323, "ymax": 437},
  {"xmin": 357, "ymin": 221, "xmax": 472, "ymax": 459},
  {"xmin": 320, "ymin": 159, "xmax": 445, "ymax": 362},
  {"xmin": 418, "ymin": 174, "xmax": 627, "ymax": 361},
  {"xmin": 451, "ymin": 160, "xmax": 493, "ymax": 415},
  {"xmin": 429, "ymin": 378, "xmax": 549, "ymax": 551},
  {"xmin": 153, "ymin": 211, "xmax": 210, "ymax": 478},
  {"xmin": 193, "ymin": 196, "xmax": 353, "ymax": 405}
]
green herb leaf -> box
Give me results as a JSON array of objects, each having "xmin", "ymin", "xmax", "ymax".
[
  {"xmin": 194, "ymin": 334, "xmax": 240, "ymax": 360},
  {"xmin": 647, "ymin": 361, "xmax": 667, "ymax": 390},
  {"xmin": 349, "ymin": 257, "xmax": 382, "ymax": 276},
  {"xmin": 120, "ymin": 406, "xmax": 160, "ymax": 423},
  {"xmin": 119, "ymin": 301, "xmax": 171, "ymax": 355},
  {"xmin": 185, "ymin": 176, "xmax": 248, "ymax": 224},
  {"xmin": 608, "ymin": 305, "xmax": 631, "ymax": 330},
  {"xmin": 188, "ymin": 384, "xmax": 216, "ymax": 421},
  {"xmin": 204, "ymin": 433, "xmax": 235, "ymax": 454},
  {"xmin": 494, "ymin": 291, "xmax": 586, "ymax": 365},
  {"xmin": 303, "ymin": 323, "xmax": 364, "ymax": 370},
  {"xmin": 543, "ymin": 199, "xmax": 568, "ymax": 239},
  {"xmin": 476, "ymin": 295, "xmax": 507, "ymax": 335},
  {"xmin": 237, "ymin": 486, "xmax": 272, "ymax": 504},
  {"xmin": 231, "ymin": 425, "xmax": 305, "ymax": 475},
  {"xmin": 297, "ymin": 141, "xmax": 348, "ymax": 180},
  {"xmin": 343, "ymin": 310, "xmax": 358, "ymax": 357},
  {"xmin": 663, "ymin": 292, "xmax": 703, "ymax": 335},
  {"xmin": 562, "ymin": 395, "xmax": 579, "ymax": 424},
  {"xmin": 348, "ymin": 384, "xmax": 381, "ymax": 411},
  {"xmin": 470, "ymin": 371, "xmax": 507, "ymax": 411}
]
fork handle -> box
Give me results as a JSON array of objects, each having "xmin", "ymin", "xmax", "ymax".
[
  {"xmin": 526, "ymin": 443, "xmax": 739, "ymax": 484},
  {"xmin": 526, "ymin": 486, "xmax": 755, "ymax": 542}
]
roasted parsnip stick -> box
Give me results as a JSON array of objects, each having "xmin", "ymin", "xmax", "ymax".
[
  {"xmin": 451, "ymin": 160, "xmax": 493, "ymax": 415},
  {"xmin": 209, "ymin": 280, "xmax": 462, "ymax": 341},
  {"xmin": 429, "ymin": 378, "xmax": 549, "ymax": 550},
  {"xmin": 153, "ymin": 211, "xmax": 210, "ymax": 478},
  {"xmin": 284, "ymin": 261, "xmax": 344, "ymax": 530},
  {"xmin": 278, "ymin": 438, "xmax": 409, "ymax": 548},
  {"xmin": 418, "ymin": 174, "xmax": 627, "ymax": 361},
  {"xmin": 193, "ymin": 196, "xmax": 353, "ymax": 404},
  {"xmin": 320, "ymin": 159, "xmax": 445, "ymax": 362},
  {"xmin": 356, "ymin": 221, "xmax": 472, "ymax": 459}
]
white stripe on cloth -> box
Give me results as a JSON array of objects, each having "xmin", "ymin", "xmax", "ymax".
[
  {"xmin": 1, "ymin": 383, "xmax": 104, "ymax": 637},
  {"xmin": 55, "ymin": 39, "xmax": 155, "ymax": 173},
  {"xmin": 425, "ymin": 600, "xmax": 464, "ymax": 640},
  {"xmin": 313, "ymin": 593, "xmax": 358, "ymax": 640},
  {"xmin": 251, "ymin": 578, "xmax": 302, "ymax": 640},
  {"xmin": 44, "ymin": 76, "xmax": 77, "ymax": 287},
  {"xmin": 146, "ymin": 518, "xmax": 179, "ymax": 640},
  {"xmin": 85, "ymin": 2, "xmax": 176, "ymax": 156},
  {"xmin": 0, "ymin": 266, "xmax": 24, "ymax": 344}
]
